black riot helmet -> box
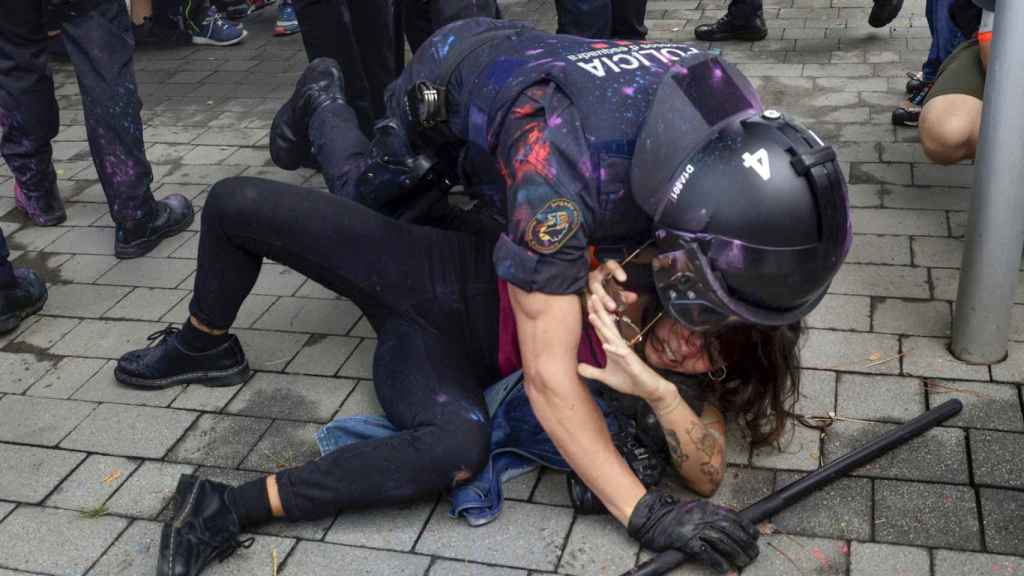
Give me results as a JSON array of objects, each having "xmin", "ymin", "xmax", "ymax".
[{"xmin": 631, "ymin": 58, "xmax": 851, "ymax": 331}]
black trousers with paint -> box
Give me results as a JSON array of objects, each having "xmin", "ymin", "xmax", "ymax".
[
  {"xmin": 0, "ymin": 0, "xmax": 156, "ymax": 225},
  {"xmin": 189, "ymin": 99, "xmax": 500, "ymax": 519},
  {"xmin": 556, "ymin": 0, "xmax": 651, "ymax": 39},
  {"xmin": 727, "ymin": 0, "xmax": 763, "ymax": 23}
]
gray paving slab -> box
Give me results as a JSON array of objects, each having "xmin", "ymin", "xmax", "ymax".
[
  {"xmin": 251, "ymin": 297, "xmax": 362, "ymax": 335},
  {"xmin": 823, "ymin": 421, "xmax": 968, "ymax": 483},
  {"xmin": 559, "ymin": 514, "xmax": 639, "ymax": 576},
  {"xmin": 969, "ymin": 429, "xmax": 1024, "ymax": 489},
  {"xmin": 0, "ymin": 395, "xmax": 96, "ymax": 446},
  {"xmin": 416, "ymin": 500, "xmax": 574, "ymax": 571},
  {"xmin": 45, "ymin": 454, "xmax": 138, "ymax": 512},
  {"xmin": 806, "ymin": 294, "xmax": 871, "ymax": 331},
  {"xmin": 225, "ymin": 373, "xmax": 355, "ymax": 422},
  {"xmin": 902, "ymin": 336, "xmax": 991, "ymax": 381},
  {"xmin": 44, "ymin": 226, "xmax": 116, "ymax": 255},
  {"xmin": 61, "ymin": 403, "xmax": 197, "ymax": 458},
  {"xmin": 928, "ymin": 380, "xmax": 1023, "ymax": 431},
  {"xmin": 830, "ymin": 263, "xmax": 930, "ymax": 299},
  {"xmin": 750, "ymin": 422, "xmax": 821, "ymax": 471},
  {"xmin": 338, "ymin": 338, "xmax": 376, "ymax": 379},
  {"xmin": 836, "ymin": 373, "xmax": 926, "ymax": 423},
  {"xmin": 42, "ymin": 283, "xmax": 131, "ymax": 318},
  {"xmin": 233, "ymin": 328, "xmax": 309, "ymax": 372},
  {"xmin": 103, "ymin": 288, "xmax": 190, "ymax": 321},
  {"xmin": 72, "ymin": 360, "xmax": 183, "ymax": 407},
  {"xmin": 50, "ymin": 319, "xmax": 165, "ymax": 359},
  {"xmin": 530, "ymin": 469, "xmax": 572, "ymax": 507},
  {"xmin": 0, "ymin": 501, "xmax": 15, "ymax": 522},
  {"xmin": 874, "ymin": 480, "xmax": 980, "ymax": 550},
  {"xmin": 167, "ymin": 413, "xmax": 273, "ymax": 468},
  {"xmin": 799, "ymin": 328, "xmax": 901, "ymax": 374},
  {"xmin": 872, "ymin": 298, "xmax": 951, "ymax": 337},
  {"xmin": 772, "ymin": 473, "xmax": 871, "ymax": 540},
  {"xmin": 285, "ymin": 335, "xmax": 359, "ymax": 376},
  {"xmin": 742, "ymin": 535, "xmax": 850, "ymax": 576},
  {"xmin": 170, "ymin": 381, "xmax": 245, "ymax": 412},
  {"xmin": 0, "ymin": 443, "xmax": 85, "ymax": 503},
  {"xmin": 933, "ymin": 550, "xmax": 1024, "ymax": 576},
  {"xmin": 429, "ymin": 560, "xmax": 527, "ymax": 576},
  {"xmin": 105, "ymin": 460, "xmax": 196, "ymax": 519},
  {"xmin": 325, "ymin": 498, "xmax": 436, "ymax": 551},
  {"xmin": 0, "ymin": 505, "xmax": 128, "ymax": 575},
  {"xmin": 4, "ymin": 315, "xmax": 80, "ymax": 350},
  {"xmin": 97, "ymin": 257, "xmax": 196, "ymax": 288},
  {"xmin": 849, "ymin": 542, "xmax": 930, "ymax": 576},
  {"xmin": 795, "ymin": 369, "xmax": 837, "ymax": 415},
  {"xmin": 333, "ymin": 379, "xmax": 384, "ymax": 418},
  {"xmin": 281, "ymin": 542, "xmax": 431, "ymax": 576},
  {"xmin": 251, "ymin": 263, "xmax": 307, "ymax": 296},
  {"xmin": 238, "ymin": 420, "xmax": 321, "ymax": 473},
  {"xmin": 993, "ymin": 342, "xmax": 1024, "ymax": 383},
  {"xmin": 979, "ymin": 488, "xmax": 1024, "ymax": 556},
  {"xmin": 25, "ymin": 356, "xmax": 108, "ymax": 399},
  {"xmin": 0, "ymin": 351, "xmax": 58, "ymax": 393}
]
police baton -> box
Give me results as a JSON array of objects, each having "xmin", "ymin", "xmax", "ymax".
[{"xmin": 621, "ymin": 399, "xmax": 964, "ymax": 576}]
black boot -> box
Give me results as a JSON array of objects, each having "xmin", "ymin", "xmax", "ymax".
[
  {"xmin": 270, "ymin": 57, "xmax": 346, "ymax": 171},
  {"xmin": 115, "ymin": 195, "xmax": 195, "ymax": 259},
  {"xmin": 694, "ymin": 13, "xmax": 768, "ymax": 42},
  {"xmin": 159, "ymin": 476, "xmax": 254, "ymax": 576},
  {"xmin": 0, "ymin": 268, "xmax": 47, "ymax": 335},
  {"xmin": 115, "ymin": 326, "xmax": 251, "ymax": 389},
  {"xmin": 869, "ymin": 0, "xmax": 904, "ymax": 28}
]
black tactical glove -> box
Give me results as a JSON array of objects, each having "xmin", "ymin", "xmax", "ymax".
[{"xmin": 627, "ymin": 491, "xmax": 760, "ymax": 573}]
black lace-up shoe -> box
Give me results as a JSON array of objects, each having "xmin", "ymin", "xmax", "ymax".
[
  {"xmin": 270, "ymin": 57, "xmax": 346, "ymax": 171},
  {"xmin": 694, "ymin": 14, "xmax": 768, "ymax": 42},
  {"xmin": 0, "ymin": 268, "xmax": 48, "ymax": 335},
  {"xmin": 115, "ymin": 326, "xmax": 251, "ymax": 389},
  {"xmin": 869, "ymin": 0, "xmax": 904, "ymax": 28},
  {"xmin": 115, "ymin": 195, "xmax": 194, "ymax": 259},
  {"xmin": 159, "ymin": 476, "xmax": 254, "ymax": 576}
]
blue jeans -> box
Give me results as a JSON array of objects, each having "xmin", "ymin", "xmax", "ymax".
[{"xmin": 923, "ymin": 0, "xmax": 966, "ymax": 82}]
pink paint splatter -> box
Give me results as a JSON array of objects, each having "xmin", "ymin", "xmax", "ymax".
[
  {"xmin": 525, "ymin": 48, "xmax": 543, "ymax": 55},
  {"xmin": 622, "ymin": 86, "xmax": 636, "ymax": 96},
  {"xmin": 547, "ymin": 114, "xmax": 563, "ymax": 127},
  {"xmin": 810, "ymin": 547, "xmax": 830, "ymax": 569},
  {"xmin": 838, "ymin": 542, "xmax": 850, "ymax": 556}
]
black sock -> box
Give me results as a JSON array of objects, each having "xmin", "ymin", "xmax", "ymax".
[
  {"xmin": 226, "ymin": 478, "xmax": 274, "ymax": 529},
  {"xmin": 178, "ymin": 320, "xmax": 230, "ymax": 353}
]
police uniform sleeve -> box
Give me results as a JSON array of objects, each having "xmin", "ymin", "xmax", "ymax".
[{"xmin": 493, "ymin": 83, "xmax": 593, "ymax": 295}]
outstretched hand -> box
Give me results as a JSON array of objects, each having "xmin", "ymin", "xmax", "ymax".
[{"xmin": 588, "ymin": 259, "xmax": 639, "ymax": 314}]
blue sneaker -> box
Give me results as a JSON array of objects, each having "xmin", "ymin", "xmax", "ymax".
[
  {"xmin": 192, "ymin": 8, "xmax": 247, "ymax": 46},
  {"xmin": 274, "ymin": 2, "xmax": 299, "ymax": 36}
]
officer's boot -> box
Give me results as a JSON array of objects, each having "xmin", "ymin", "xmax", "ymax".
[
  {"xmin": 115, "ymin": 195, "xmax": 194, "ymax": 259},
  {"xmin": 869, "ymin": 0, "xmax": 904, "ymax": 28},
  {"xmin": 15, "ymin": 180, "xmax": 66, "ymax": 226},
  {"xmin": 694, "ymin": 11, "xmax": 767, "ymax": 41},
  {"xmin": 270, "ymin": 58, "xmax": 346, "ymax": 171},
  {"xmin": 0, "ymin": 268, "xmax": 48, "ymax": 335},
  {"xmin": 158, "ymin": 475, "xmax": 254, "ymax": 576}
]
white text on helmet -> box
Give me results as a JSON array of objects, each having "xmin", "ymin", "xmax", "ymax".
[{"xmin": 669, "ymin": 164, "xmax": 696, "ymax": 203}]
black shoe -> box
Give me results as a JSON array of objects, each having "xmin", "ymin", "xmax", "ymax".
[
  {"xmin": 694, "ymin": 14, "xmax": 768, "ymax": 42},
  {"xmin": 0, "ymin": 268, "xmax": 48, "ymax": 335},
  {"xmin": 892, "ymin": 82, "xmax": 933, "ymax": 127},
  {"xmin": 158, "ymin": 476, "xmax": 254, "ymax": 576},
  {"xmin": 270, "ymin": 57, "xmax": 346, "ymax": 171},
  {"xmin": 869, "ymin": 0, "xmax": 904, "ymax": 28},
  {"xmin": 905, "ymin": 71, "xmax": 925, "ymax": 95},
  {"xmin": 115, "ymin": 326, "xmax": 252, "ymax": 389},
  {"xmin": 134, "ymin": 17, "xmax": 194, "ymax": 48},
  {"xmin": 115, "ymin": 195, "xmax": 194, "ymax": 260}
]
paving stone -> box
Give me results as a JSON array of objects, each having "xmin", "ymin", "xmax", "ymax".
[
  {"xmin": 0, "ymin": 395, "xmax": 96, "ymax": 446},
  {"xmin": 806, "ymin": 294, "xmax": 871, "ymax": 331},
  {"xmin": 144, "ymin": 125, "xmax": 206, "ymax": 143},
  {"xmin": 883, "ymin": 184, "xmax": 970, "ymax": 211},
  {"xmin": 979, "ymin": 488, "xmax": 1024, "ymax": 556},
  {"xmin": 251, "ymin": 264, "xmax": 307, "ymax": 296},
  {"xmin": 933, "ymin": 550, "xmax": 1024, "ymax": 576},
  {"xmin": 73, "ymin": 359, "xmax": 183, "ymax": 406},
  {"xmin": 836, "ymin": 374, "xmax": 925, "ymax": 423},
  {"xmin": 849, "ymin": 542, "xmax": 930, "ymax": 576},
  {"xmin": 286, "ymin": 335, "xmax": 359, "ymax": 376},
  {"xmin": 45, "ymin": 226, "xmax": 116, "ymax": 255},
  {"xmin": 416, "ymin": 500, "xmax": 574, "ymax": 571},
  {"xmin": 98, "ymin": 257, "xmax": 196, "ymax": 288},
  {"xmin": 914, "ymin": 163, "xmax": 973, "ymax": 188},
  {"xmin": 253, "ymin": 297, "xmax": 362, "ymax": 335},
  {"xmin": 824, "ymin": 420, "xmax": 967, "ymax": 483},
  {"xmin": 558, "ymin": 514, "xmax": 639, "ymax": 576},
  {"xmin": 167, "ymin": 413, "xmax": 272, "ymax": 468},
  {"xmin": 911, "ymin": 237, "xmax": 962, "ymax": 269},
  {"xmin": 874, "ymin": 480, "xmax": 980, "ymax": 550},
  {"xmin": 846, "ymin": 234, "xmax": 911, "ymax": 265},
  {"xmin": 794, "ymin": 369, "xmax": 837, "ymax": 416},
  {"xmin": 830, "ymin": 264, "xmax": 930, "ymax": 299},
  {"xmin": 902, "ymin": 336, "xmax": 990, "ymax": 381},
  {"xmin": 850, "ymin": 163, "xmax": 912, "ymax": 185},
  {"xmin": 799, "ymin": 328, "xmax": 901, "ymax": 374},
  {"xmin": 181, "ymin": 145, "xmax": 238, "ymax": 165},
  {"xmin": 750, "ymin": 422, "xmax": 821, "ymax": 471},
  {"xmin": 192, "ymin": 127, "xmax": 265, "ymax": 146},
  {"xmin": 325, "ymin": 499, "xmax": 436, "ymax": 551},
  {"xmin": 334, "ymin": 380, "xmax": 384, "ymax": 418},
  {"xmin": 0, "ymin": 351, "xmax": 59, "ymax": 393},
  {"xmin": 45, "ymin": 454, "xmax": 138, "ymax": 511},
  {"xmin": 338, "ymin": 338, "xmax": 375, "ymax": 379},
  {"xmin": 502, "ymin": 467, "xmax": 540, "ymax": 501},
  {"xmin": 294, "ymin": 278, "xmax": 339, "ymax": 299},
  {"xmin": 225, "ymin": 373, "xmax": 354, "ymax": 422},
  {"xmin": 5, "ymin": 315, "xmax": 80, "ymax": 350},
  {"xmin": 233, "ymin": 328, "xmax": 309, "ymax": 372},
  {"xmin": 160, "ymin": 164, "xmax": 246, "ymax": 185},
  {"xmin": 105, "ymin": 460, "xmax": 196, "ymax": 518},
  {"xmin": 239, "ymin": 420, "xmax": 321, "ymax": 473},
  {"xmin": 0, "ymin": 506, "xmax": 128, "ymax": 574},
  {"xmin": 531, "ymin": 469, "xmax": 571, "ymax": 507},
  {"xmin": 0, "ymin": 444, "xmax": 85, "ymax": 502},
  {"xmin": 928, "ymin": 380, "xmax": 1023, "ymax": 431},
  {"xmin": 992, "ymin": 342, "xmax": 1024, "ymax": 383},
  {"xmin": 969, "ymin": 429, "xmax": 1024, "ymax": 489},
  {"xmin": 25, "ymin": 356, "xmax": 106, "ymax": 398},
  {"xmin": 146, "ymin": 143, "xmax": 196, "ymax": 163},
  {"xmin": 280, "ymin": 541, "xmax": 431, "ymax": 576},
  {"xmin": 743, "ymin": 535, "xmax": 849, "ymax": 576},
  {"xmin": 103, "ymin": 288, "xmax": 189, "ymax": 321},
  {"xmin": 61, "ymin": 403, "xmax": 197, "ymax": 458},
  {"xmin": 771, "ymin": 473, "xmax": 871, "ymax": 540},
  {"xmin": 872, "ymin": 298, "xmax": 951, "ymax": 337},
  {"xmin": 668, "ymin": 466, "xmax": 776, "ymax": 512},
  {"xmin": 429, "ymin": 560, "xmax": 526, "ymax": 576},
  {"xmin": 51, "ymin": 319, "xmax": 164, "ymax": 359},
  {"xmin": 0, "ymin": 501, "xmax": 14, "ymax": 523},
  {"xmin": 43, "ymin": 283, "xmax": 131, "ymax": 318},
  {"xmin": 7, "ymin": 225, "xmax": 69, "ymax": 251},
  {"xmin": 170, "ymin": 381, "xmax": 245, "ymax": 412}
]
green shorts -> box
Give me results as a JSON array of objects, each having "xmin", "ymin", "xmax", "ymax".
[{"xmin": 925, "ymin": 39, "xmax": 986, "ymax": 104}]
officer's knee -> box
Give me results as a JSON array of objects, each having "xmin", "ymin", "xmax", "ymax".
[
  {"xmin": 920, "ymin": 96, "xmax": 981, "ymax": 165},
  {"xmin": 438, "ymin": 414, "xmax": 490, "ymax": 486}
]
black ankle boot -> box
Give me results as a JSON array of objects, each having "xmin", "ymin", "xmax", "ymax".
[
  {"xmin": 270, "ymin": 57, "xmax": 346, "ymax": 171},
  {"xmin": 115, "ymin": 326, "xmax": 251, "ymax": 389},
  {"xmin": 869, "ymin": 0, "xmax": 904, "ymax": 28},
  {"xmin": 0, "ymin": 268, "xmax": 48, "ymax": 335},
  {"xmin": 694, "ymin": 13, "xmax": 768, "ymax": 42},
  {"xmin": 115, "ymin": 195, "xmax": 194, "ymax": 259},
  {"xmin": 159, "ymin": 476, "xmax": 254, "ymax": 576}
]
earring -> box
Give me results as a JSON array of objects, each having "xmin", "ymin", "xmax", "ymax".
[{"xmin": 707, "ymin": 365, "xmax": 727, "ymax": 382}]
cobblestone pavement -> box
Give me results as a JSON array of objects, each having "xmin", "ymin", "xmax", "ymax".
[{"xmin": 0, "ymin": 0, "xmax": 1022, "ymax": 574}]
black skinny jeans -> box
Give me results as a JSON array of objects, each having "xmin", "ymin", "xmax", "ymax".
[
  {"xmin": 556, "ymin": 0, "xmax": 650, "ymax": 39},
  {"xmin": 191, "ymin": 176, "xmax": 500, "ymax": 519}
]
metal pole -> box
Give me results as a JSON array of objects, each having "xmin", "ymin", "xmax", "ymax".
[{"xmin": 951, "ymin": 2, "xmax": 1024, "ymax": 364}]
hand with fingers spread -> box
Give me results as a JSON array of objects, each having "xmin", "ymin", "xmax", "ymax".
[{"xmin": 588, "ymin": 259, "xmax": 639, "ymax": 314}]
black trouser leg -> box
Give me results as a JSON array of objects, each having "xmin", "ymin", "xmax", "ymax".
[
  {"xmin": 611, "ymin": 0, "xmax": 648, "ymax": 39},
  {"xmin": 61, "ymin": 0, "xmax": 156, "ymax": 224},
  {"xmin": 402, "ymin": 0, "xmax": 433, "ymax": 53},
  {"xmin": 555, "ymin": 0, "xmax": 611, "ymax": 38},
  {"xmin": 190, "ymin": 177, "xmax": 499, "ymax": 518},
  {"xmin": 0, "ymin": 231, "xmax": 12, "ymax": 287},
  {"xmin": 728, "ymin": 0, "xmax": 763, "ymax": 23}
]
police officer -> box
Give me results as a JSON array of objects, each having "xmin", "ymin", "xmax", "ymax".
[
  {"xmin": 117, "ymin": 17, "xmax": 850, "ymax": 576},
  {"xmin": 696, "ymin": 0, "xmax": 905, "ymax": 41},
  {"xmin": 557, "ymin": 0, "xmax": 650, "ymax": 39}
]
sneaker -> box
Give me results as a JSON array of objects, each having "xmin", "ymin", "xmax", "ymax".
[
  {"xmin": 15, "ymin": 181, "xmax": 66, "ymax": 227},
  {"xmin": 892, "ymin": 82, "xmax": 933, "ymax": 127},
  {"xmin": 274, "ymin": 2, "xmax": 300, "ymax": 36},
  {"xmin": 115, "ymin": 325, "xmax": 252, "ymax": 389},
  {"xmin": 270, "ymin": 58, "xmax": 346, "ymax": 170},
  {"xmin": 0, "ymin": 268, "xmax": 47, "ymax": 335},
  {"xmin": 115, "ymin": 194, "xmax": 194, "ymax": 259},
  {"xmin": 192, "ymin": 8, "xmax": 247, "ymax": 47},
  {"xmin": 694, "ymin": 14, "xmax": 768, "ymax": 42},
  {"xmin": 158, "ymin": 475, "xmax": 254, "ymax": 576},
  {"xmin": 869, "ymin": 0, "xmax": 904, "ymax": 28}
]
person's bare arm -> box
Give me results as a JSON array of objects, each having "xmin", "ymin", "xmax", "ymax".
[
  {"xmin": 649, "ymin": 390, "xmax": 727, "ymax": 497},
  {"xmin": 510, "ymin": 285, "xmax": 647, "ymax": 525}
]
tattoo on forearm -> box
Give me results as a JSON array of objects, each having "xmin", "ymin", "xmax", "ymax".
[
  {"xmin": 700, "ymin": 462, "xmax": 724, "ymax": 484},
  {"xmin": 665, "ymin": 430, "xmax": 688, "ymax": 468},
  {"xmin": 687, "ymin": 422, "xmax": 720, "ymax": 459}
]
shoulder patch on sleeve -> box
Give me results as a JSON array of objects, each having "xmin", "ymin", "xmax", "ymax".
[{"xmin": 526, "ymin": 198, "xmax": 582, "ymax": 254}]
